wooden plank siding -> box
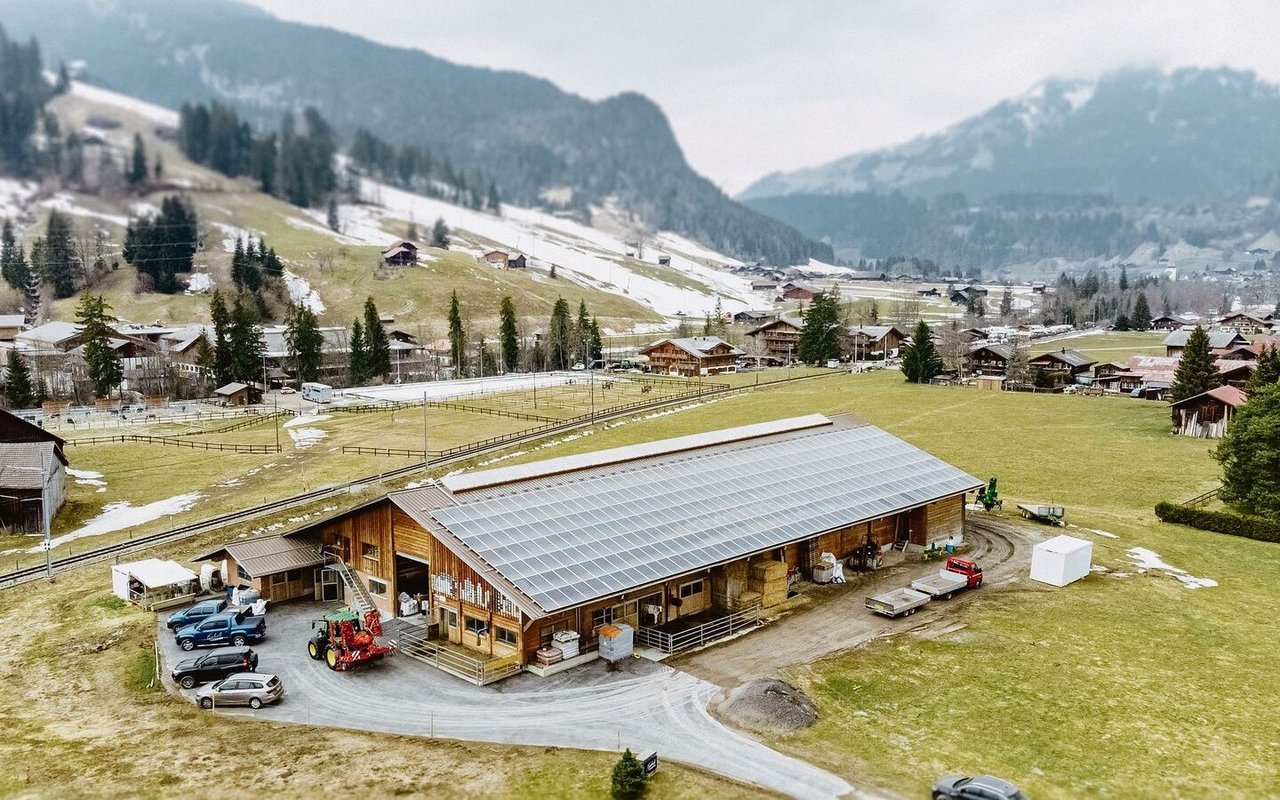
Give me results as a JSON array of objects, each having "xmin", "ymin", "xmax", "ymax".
[{"xmin": 926, "ymin": 495, "xmax": 964, "ymax": 544}]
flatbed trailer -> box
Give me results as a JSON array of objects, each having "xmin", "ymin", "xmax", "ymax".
[
  {"xmin": 910, "ymin": 570, "xmax": 969, "ymax": 600},
  {"xmin": 1018, "ymin": 503, "xmax": 1065, "ymax": 525},
  {"xmin": 866, "ymin": 588, "xmax": 931, "ymax": 618}
]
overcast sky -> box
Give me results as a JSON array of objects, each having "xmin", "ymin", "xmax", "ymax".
[{"xmin": 244, "ymin": 0, "xmax": 1280, "ymax": 194}]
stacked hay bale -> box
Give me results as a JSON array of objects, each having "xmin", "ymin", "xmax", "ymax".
[
  {"xmin": 749, "ymin": 559, "xmax": 789, "ymax": 608},
  {"xmin": 711, "ymin": 561, "xmax": 750, "ymax": 609}
]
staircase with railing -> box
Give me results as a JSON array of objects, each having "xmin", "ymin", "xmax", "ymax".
[{"xmin": 324, "ymin": 551, "xmax": 378, "ymax": 616}]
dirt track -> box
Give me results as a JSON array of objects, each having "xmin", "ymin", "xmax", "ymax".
[{"xmin": 674, "ymin": 515, "xmax": 1043, "ymax": 691}]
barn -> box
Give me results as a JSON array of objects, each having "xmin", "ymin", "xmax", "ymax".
[
  {"xmin": 1171, "ymin": 386, "xmax": 1247, "ymax": 438},
  {"xmin": 203, "ymin": 414, "xmax": 981, "ymax": 683},
  {"xmin": 0, "ymin": 409, "xmax": 68, "ymax": 533}
]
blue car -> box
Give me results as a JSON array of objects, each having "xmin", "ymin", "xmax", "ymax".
[
  {"xmin": 166, "ymin": 599, "xmax": 229, "ymax": 632},
  {"xmin": 175, "ymin": 611, "xmax": 267, "ymax": 651}
]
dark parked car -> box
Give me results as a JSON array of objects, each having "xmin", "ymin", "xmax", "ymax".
[
  {"xmin": 166, "ymin": 599, "xmax": 229, "ymax": 632},
  {"xmin": 170, "ymin": 647, "xmax": 258, "ymax": 689},
  {"xmin": 933, "ymin": 775, "xmax": 1028, "ymax": 800}
]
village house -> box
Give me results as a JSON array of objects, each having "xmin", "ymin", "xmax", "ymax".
[
  {"xmin": 1030, "ymin": 282, "xmax": 1047, "ymax": 294},
  {"xmin": 1216, "ymin": 312, "xmax": 1269, "ymax": 334},
  {"xmin": 958, "ymin": 327, "xmax": 989, "ymax": 343},
  {"xmin": 732, "ymin": 309, "xmax": 774, "ymax": 325},
  {"xmin": 0, "ymin": 409, "xmax": 67, "ymax": 533},
  {"xmin": 966, "ymin": 343, "xmax": 1013, "ymax": 376},
  {"xmin": 506, "ymin": 253, "xmax": 527, "ymax": 269},
  {"xmin": 780, "ymin": 283, "xmax": 818, "ymax": 301},
  {"xmin": 843, "ymin": 325, "xmax": 907, "ymax": 360},
  {"xmin": 750, "ymin": 280, "xmax": 779, "ymax": 292},
  {"xmin": 482, "ymin": 250, "xmax": 509, "ymax": 268},
  {"xmin": 1162, "ymin": 328, "xmax": 1249, "ymax": 357},
  {"xmin": 1028, "ymin": 348, "xmax": 1097, "ymax": 379},
  {"xmin": 381, "ymin": 240, "xmax": 418, "ymax": 267},
  {"xmin": 1171, "ymin": 386, "xmax": 1247, "ymax": 438},
  {"xmin": 194, "ymin": 414, "xmax": 980, "ymax": 683},
  {"xmin": 0, "ymin": 314, "xmax": 26, "ymax": 342},
  {"xmin": 744, "ymin": 317, "xmax": 804, "ymax": 364},
  {"xmin": 1150, "ymin": 314, "xmax": 1196, "ymax": 331},
  {"xmin": 639, "ymin": 336, "xmax": 743, "ymax": 376},
  {"xmin": 916, "ymin": 287, "xmax": 940, "ymax": 297}
]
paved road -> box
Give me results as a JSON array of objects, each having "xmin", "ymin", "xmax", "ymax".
[
  {"xmin": 159, "ymin": 604, "xmax": 857, "ymax": 799},
  {"xmin": 675, "ymin": 516, "xmax": 1041, "ymax": 689}
]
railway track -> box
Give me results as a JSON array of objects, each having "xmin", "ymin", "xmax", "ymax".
[{"xmin": 1, "ymin": 370, "xmax": 838, "ymax": 589}]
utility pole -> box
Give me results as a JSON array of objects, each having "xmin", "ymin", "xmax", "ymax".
[
  {"xmin": 422, "ymin": 390, "xmax": 429, "ymax": 461},
  {"xmin": 42, "ymin": 449, "xmax": 51, "ymax": 579}
]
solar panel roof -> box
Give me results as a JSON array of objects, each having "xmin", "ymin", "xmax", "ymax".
[{"xmin": 430, "ymin": 424, "xmax": 981, "ymax": 614}]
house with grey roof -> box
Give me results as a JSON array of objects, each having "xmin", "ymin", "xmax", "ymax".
[
  {"xmin": 1162, "ymin": 328, "xmax": 1249, "ymax": 357},
  {"xmin": 640, "ymin": 335, "xmax": 744, "ymax": 376},
  {"xmin": 0, "ymin": 409, "xmax": 67, "ymax": 533}
]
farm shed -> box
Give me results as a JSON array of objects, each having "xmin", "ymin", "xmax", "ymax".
[
  {"xmin": 191, "ymin": 535, "xmax": 327, "ymax": 602},
  {"xmin": 0, "ymin": 409, "xmax": 68, "ymax": 533},
  {"xmin": 111, "ymin": 558, "xmax": 199, "ymax": 609},
  {"xmin": 381, "ymin": 240, "xmax": 418, "ymax": 266},
  {"xmin": 1170, "ymin": 386, "xmax": 1246, "ymax": 438},
  {"xmin": 975, "ymin": 375, "xmax": 1005, "ymax": 391},
  {"xmin": 1030, "ymin": 536, "xmax": 1092, "ymax": 587},
  {"xmin": 213, "ymin": 382, "xmax": 262, "ymax": 406},
  {"xmin": 239, "ymin": 413, "xmax": 980, "ymax": 681}
]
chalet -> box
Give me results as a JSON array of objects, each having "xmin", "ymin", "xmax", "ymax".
[
  {"xmin": 0, "ymin": 409, "xmax": 68, "ymax": 533},
  {"xmin": 1163, "ymin": 329, "xmax": 1249, "ymax": 357},
  {"xmin": 1028, "ymin": 348, "xmax": 1097, "ymax": 378},
  {"xmin": 843, "ymin": 325, "xmax": 906, "ymax": 360},
  {"xmin": 639, "ymin": 336, "xmax": 743, "ymax": 377},
  {"xmin": 916, "ymin": 287, "xmax": 940, "ymax": 297},
  {"xmin": 733, "ymin": 309, "xmax": 774, "ymax": 325},
  {"xmin": 657, "ymin": 255, "xmax": 672, "ymax": 267},
  {"xmin": 966, "ymin": 343, "xmax": 1013, "ymax": 376},
  {"xmin": 1171, "ymin": 386, "xmax": 1247, "ymax": 438},
  {"xmin": 1092, "ymin": 361, "xmax": 1129, "ymax": 379},
  {"xmin": 15, "ymin": 321, "xmax": 88, "ymax": 353},
  {"xmin": 1093, "ymin": 371, "xmax": 1144, "ymax": 393},
  {"xmin": 751, "ymin": 280, "xmax": 779, "ymax": 292},
  {"xmin": 959, "ymin": 327, "xmax": 989, "ymax": 344},
  {"xmin": 949, "ymin": 285, "xmax": 987, "ymax": 306},
  {"xmin": 482, "ymin": 250, "xmax": 509, "ymax": 268},
  {"xmin": 1030, "ymin": 282, "xmax": 1047, "ymax": 294},
  {"xmin": 745, "ymin": 317, "xmax": 803, "ymax": 363},
  {"xmin": 1217, "ymin": 312, "xmax": 1269, "ymax": 334},
  {"xmin": 1150, "ymin": 315, "xmax": 1196, "ymax": 331},
  {"xmin": 780, "ymin": 283, "xmax": 818, "ymax": 301},
  {"xmin": 964, "ymin": 285, "xmax": 989, "ymax": 297},
  {"xmin": 213, "ymin": 382, "xmax": 263, "ymax": 407},
  {"xmin": 381, "ymin": 240, "xmax": 418, "ymax": 266},
  {"xmin": 197, "ymin": 415, "xmax": 980, "ymax": 682},
  {"xmin": 507, "ymin": 253, "xmax": 527, "ymax": 269},
  {"xmin": 1218, "ymin": 361, "xmax": 1255, "ymax": 388},
  {"xmin": 0, "ymin": 314, "xmax": 25, "ymax": 342}
]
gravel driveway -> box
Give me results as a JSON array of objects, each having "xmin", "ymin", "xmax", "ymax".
[{"xmin": 158, "ymin": 603, "xmax": 857, "ymax": 799}]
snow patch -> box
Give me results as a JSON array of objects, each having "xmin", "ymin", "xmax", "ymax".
[
  {"xmin": 70, "ymin": 80, "xmax": 180, "ymax": 126},
  {"xmin": 348, "ymin": 371, "xmax": 607, "ymax": 404},
  {"xmin": 39, "ymin": 193, "xmax": 128, "ymax": 226},
  {"xmin": 3, "ymin": 492, "xmax": 202, "ymax": 554},
  {"xmin": 67, "ymin": 468, "xmax": 107, "ymax": 492},
  {"xmin": 1127, "ymin": 547, "xmax": 1217, "ymax": 589},
  {"xmin": 1087, "ymin": 528, "xmax": 1119, "ymax": 539},
  {"xmin": 283, "ymin": 270, "xmax": 326, "ymax": 313},
  {"xmin": 185, "ymin": 273, "xmax": 214, "ymax": 294},
  {"xmin": 288, "ymin": 427, "xmax": 328, "ymax": 449},
  {"xmin": 283, "ymin": 413, "xmax": 331, "ymax": 428}
]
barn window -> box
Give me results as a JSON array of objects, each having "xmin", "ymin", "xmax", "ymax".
[
  {"xmin": 270, "ymin": 573, "xmax": 287, "ymax": 586},
  {"xmin": 361, "ymin": 543, "xmax": 380, "ymax": 561},
  {"xmin": 236, "ymin": 564, "xmax": 251, "ymax": 581},
  {"xmin": 442, "ymin": 608, "xmax": 457, "ymax": 629},
  {"xmin": 678, "ymin": 579, "xmax": 704, "ymax": 598},
  {"xmin": 368, "ymin": 577, "xmax": 387, "ymax": 596},
  {"xmin": 495, "ymin": 627, "xmax": 517, "ymax": 647},
  {"xmin": 464, "ymin": 615, "xmax": 487, "ymax": 635},
  {"xmin": 285, "ymin": 569, "xmax": 302, "ymax": 582}
]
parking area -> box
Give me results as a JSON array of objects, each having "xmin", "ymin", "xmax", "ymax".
[{"xmin": 157, "ymin": 601, "xmax": 855, "ymax": 799}]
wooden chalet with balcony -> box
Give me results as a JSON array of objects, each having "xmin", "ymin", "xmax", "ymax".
[
  {"xmin": 744, "ymin": 317, "xmax": 803, "ymax": 364},
  {"xmin": 640, "ymin": 336, "xmax": 743, "ymax": 376}
]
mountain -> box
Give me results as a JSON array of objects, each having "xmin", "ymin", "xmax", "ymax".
[
  {"xmin": 0, "ymin": 0, "xmax": 830, "ymax": 266},
  {"xmin": 741, "ymin": 68, "xmax": 1280, "ymax": 203},
  {"xmin": 739, "ymin": 68, "xmax": 1280, "ymax": 266}
]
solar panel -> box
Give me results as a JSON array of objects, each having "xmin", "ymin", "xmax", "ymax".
[{"xmin": 431, "ymin": 425, "xmax": 982, "ymax": 614}]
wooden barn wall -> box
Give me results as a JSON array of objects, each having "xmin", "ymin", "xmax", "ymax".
[
  {"xmin": 926, "ymin": 495, "xmax": 964, "ymax": 543},
  {"xmin": 390, "ymin": 507, "xmax": 433, "ymax": 559}
]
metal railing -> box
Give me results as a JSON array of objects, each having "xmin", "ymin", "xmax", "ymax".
[
  {"xmin": 325, "ymin": 553, "xmax": 378, "ymax": 616},
  {"xmin": 1184, "ymin": 487, "xmax": 1222, "ymax": 507},
  {"xmin": 634, "ymin": 602, "xmax": 762, "ymax": 654},
  {"xmin": 393, "ymin": 623, "xmax": 523, "ymax": 685}
]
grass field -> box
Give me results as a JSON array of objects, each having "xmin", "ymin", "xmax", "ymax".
[
  {"xmin": 490, "ymin": 370, "xmax": 1275, "ymax": 799},
  {"xmin": 1033, "ymin": 330, "xmax": 1170, "ymax": 361}
]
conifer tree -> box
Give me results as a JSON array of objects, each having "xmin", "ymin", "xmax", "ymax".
[
  {"xmin": 285, "ymin": 303, "xmax": 324, "ymax": 383},
  {"xmin": 193, "ymin": 332, "xmax": 216, "ymax": 380},
  {"xmin": 589, "ymin": 316, "xmax": 603, "ymax": 363},
  {"xmin": 447, "ymin": 290, "xmax": 466, "ymax": 377},
  {"xmin": 1170, "ymin": 326, "xmax": 1219, "ymax": 402},
  {"xmin": 209, "ymin": 291, "xmax": 233, "ymax": 385},
  {"xmin": 1, "ymin": 219, "xmax": 29, "ymax": 290},
  {"xmin": 348, "ymin": 319, "xmax": 369, "ymax": 386},
  {"xmin": 431, "ymin": 217, "xmax": 450, "ymax": 249},
  {"xmin": 611, "ymin": 749, "xmax": 647, "ymax": 800},
  {"xmin": 228, "ymin": 296, "xmax": 264, "ymax": 383},
  {"xmin": 3, "ymin": 349, "xmax": 35, "ymax": 409},
  {"xmin": 797, "ymin": 291, "xmax": 840, "ymax": 364},
  {"xmin": 1214, "ymin": 383, "xmax": 1280, "ymax": 518},
  {"xmin": 574, "ymin": 300, "xmax": 592, "ymax": 365},
  {"xmin": 901, "ymin": 319, "xmax": 943, "ymax": 383},
  {"xmin": 326, "ymin": 197, "xmax": 339, "ymax": 232},
  {"xmin": 76, "ymin": 295, "xmax": 123, "ymax": 398},
  {"xmin": 127, "ymin": 133, "xmax": 147, "ymax": 187},
  {"xmin": 38, "ymin": 210, "xmax": 77, "ymax": 299},
  {"xmin": 363, "ymin": 297, "xmax": 391, "ymax": 378},
  {"xmin": 547, "ymin": 297, "xmax": 572, "ymax": 370},
  {"xmin": 1000, "ymin": 286, "xmax": 1013, "ymax": 318},
  {"xmin": 1131, "ymin": 292, "xmax": 1152, "ymax": 331},
  {"xmin": 498, "ymin": 296, "xmax": 518, "ymax": 372},
  {"xmin": 1247, "ymin": 345, "xmax": 1280, "ymax": 393},
  {"xmin": 1006, "ymin": 340, "xmax": 1031, "ymax": 385}
]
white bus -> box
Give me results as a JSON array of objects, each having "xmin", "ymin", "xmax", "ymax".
[{"xmin": 301, "ymin": 382, "xmax": 332, "ymax": 404}]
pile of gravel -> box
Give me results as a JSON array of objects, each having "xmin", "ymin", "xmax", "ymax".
[{"xmin": 719, "ymin": 677, "xmax": 818, "ymax": 733}]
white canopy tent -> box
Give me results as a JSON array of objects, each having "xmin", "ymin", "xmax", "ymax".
[{"xmin": 111, "ymin": 558, "xmax": 199, "ymax": 608}]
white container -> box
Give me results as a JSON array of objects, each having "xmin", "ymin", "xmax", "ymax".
[
  {"xmin": 598, "ymin": 623, "xmax": 634, "ymax": 662},
  {"xmin": 1030, "ymin": 535, "xmax": 1092, "ymax": 587}
]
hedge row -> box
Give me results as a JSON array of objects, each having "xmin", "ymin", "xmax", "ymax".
[{"xmin": 1154, "ymin": 501, "xmax": 1280, "ymax": 543}]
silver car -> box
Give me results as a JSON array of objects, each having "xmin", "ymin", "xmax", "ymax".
[{"xmin": 195, "ymin": 672, "xmax": 283, "ymax": 710}]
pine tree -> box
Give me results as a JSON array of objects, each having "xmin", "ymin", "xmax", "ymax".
[
  {"xmin": 193, "ymin": 332, "xmax": 216, "ymax": 379},
  {"xmin": 127, "ymin": 133, "xmax": 147, "ymax": 187},
  {"xmin": 1170, "ymin": 326, "xmax": 1219, "ymax": 402},
  {"xmin": 38, "ymin": 210, "xmax": 77, "ymax": 298},
  {"xmin": 3, "ymin": 349, "xmax": 35, "ymax": 409},
  {"xmin": 1, "ymin": 218, "xmax": 29, "ymax": 289},
  {"xmin": 1119, "ymin": 265, "xmax": 1129, "ymax": 291},
  {"xmin": 498, "ymin": 296, "xmax": 518, "ymax": 372},
  {"xmin": 447, "ymin": 290, "xmax": 466, "ymax": 377},
  {"xmin": 487, "ymin": 181, "xmax": 501, "ymax": 214},
  {"xmin": 549, "ymin": 263, "xmax": 557, "ymax": 279},
  {"xmin": 1000, "ymin": 286, "xmax": 1013, "ymax": 318},
  {"xmin": 901, "ymin": 319, "xmax": 943, "ymax": 383},
  {"xmin": 1214, "ymin": 383, "xmax": 1280, "ymax": 518},
  {"xmin": 1248, "ymin": 345, "xmax": 1280, "ymax": 393},
  {"xmin": 209, "ymin": 291, "xmax": 233, "ymax": 385},
  {"xmin": 431, "ymin": 217, "xmax": 450, "ymax": 249},
  {"xmin": 711, "ymin": 296, "xmax": 727, "ymax": 338},
  {"xmin": 228, "ymin": 296, "xmax": 264, "ymax": 383},
  {"xmin": 797, "ymin": 291, "xmax": 840, "ymax": 364},
  {"xmin": 610, "ymin": 749, "xmax": 647, "ymax": 800},
  {"xmin": 363, "ymin": 297, "xmax": 391, "ymax": 378},
  {"xmin": 285, "ymin": 303, "xmax": 324, "ymax": 383},
  {"xmin": 574, "ymin": 300, "xmax": 592, "ymax": 365},
  {"xmin": 589, "ymin": 317, "xmax": 603, "ymax": 362},
  {"xmin": 1131, "ymin": 292, "xmax": 1152, "ymax": 331},
  {"xmin": 547, "ymin": 297, "xmax": 572, "ymax": 370},
  {"xmin": 326, "ymin": 197, "xmax": 339, "ymax": 232},
  {"xmin": 153, "ymin": 152, "xmax": 164, "ymax": 182},
  {"xmin": 76, "ymin": 295, "xmax": 123, "ymax": 398},
  {"xmin": 348, "ymin": 319, "xmax": 369, "ymax": 386},
  {"xmin": 1006, "ymin": 340, "xmax": 1031, "ymax": 385}
]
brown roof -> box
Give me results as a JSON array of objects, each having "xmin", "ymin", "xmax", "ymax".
[
  {"xmin": 191, "ymin": 534, "xmax": 325, "ymax": 577},
  {"xmin": 0, "ymin": 441, "xmax": 63, "ymax": 488},
  {"xmin": 1171, "ymin": 385, "xmax": 1247, "ymax": 410}
]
